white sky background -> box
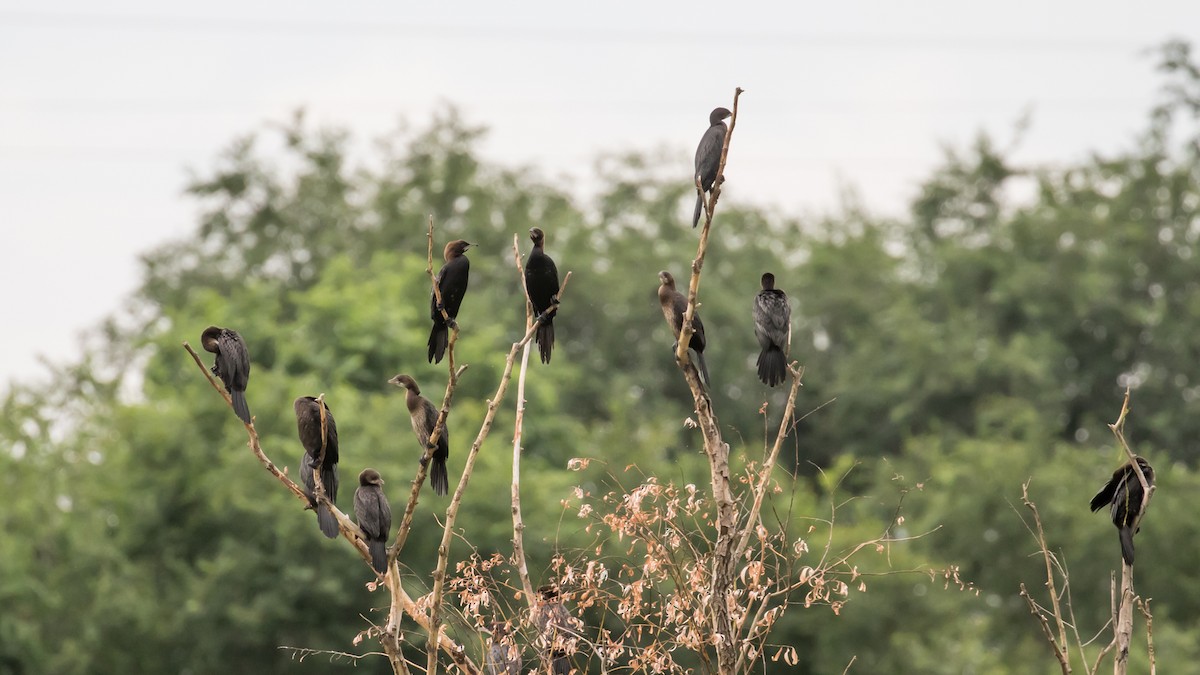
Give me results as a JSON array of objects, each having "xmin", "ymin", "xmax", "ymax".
[{"xmin": 1, "ymin": 1, "xmax": 1197, "ymax": 388}]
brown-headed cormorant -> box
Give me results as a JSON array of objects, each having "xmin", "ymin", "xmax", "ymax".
[
  {"xmin": 657, "ymin": 270, "xmax": 711, "ymax": 389},
  {"xmin": 388, "ymin": 374, "xmax": 450, "ymax": 496}
]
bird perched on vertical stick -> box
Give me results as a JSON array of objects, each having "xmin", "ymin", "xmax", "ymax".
[
  {"xmin": 525, "ymin": 227, "xmax": 561, "ymax": 364},
  {"xmin": 1090, "ymin": 456, "xmax": 1154, "ymax": 566},
  {"xmin": 388, "ymin": 374, "xmax": 450, "ymax": 496},
  {"xmin": 354, "ymin": 468, "xmax": 392, "ymax": 574},
  {"xmin": 201, "ymin": 326, "xmax": 252, "ymax": 424},
  {"xmin": 534, "ymin": 585, "xmax": 575, "ymax": 675},
  {"xmin": 485, "ymin": 622, "xmax": 522, "ymax": 675},
  {"xmin": 428, "ymin": 239, "xmax": 473, "ymax": 364},
  {"xmin": 753, "ymin": 272, "xmax": 792, "ymax": 387},
  {"xmin": 693, "ymin": 106, "xmax": 732, "ymax": 228},
  {"xmin": 657, "ymin": 270, "xmax": 711, "ymax": 390},
  {"xmin": 294, "ymin": 396, "xmax": 340, "ymax": 539}
]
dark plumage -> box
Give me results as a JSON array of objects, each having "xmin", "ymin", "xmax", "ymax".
[
  {"xmin": 294, "ymin": 396, "xmax": 340, "ymax": 539},
  {"xmin": 525, "ymin": 227, "xmax": 561, "ymax": 364},
  {"xmin": 693, "ymin": 106, "xmax": 732, "ymax": 227},
  {"xmin": 534, "ymin": 585, "xmax": 574, "ymax": 675},
  {"xmin": 753, "ymin": 272, "xmax": 792, "ymax": 387},
  {"xmin": 354, "ymin": 468, "xmax": 392, "ymax": 573},
  {"xmin": 389, "ymin": 374, "xmax": 450, "ymax": 496},
  {"xmin": 1090, "ymin": 456, "xmax": 1154, "ymax": 566},
  {"xmin": 657, "ymin": 270, "xmax": 711, "ymax": 390},
  {"xmin": 428, "ymin": 239, "xmax": 473, "ymax": 364},
  {"xmin": 201, "ymin": 325, "xmax": 252, "ymax": 424},
  {"xmin": 485, "ymin": 622, "xmax": 522, "ymax": 675}
]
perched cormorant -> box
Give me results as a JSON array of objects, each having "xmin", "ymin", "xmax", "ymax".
[
  {"xmin": 428, "ymin": 239, "xmax": 473, "ymax": 364},
  {"xmin": 353, "ymin": 468, "xmax": 392, "ymax": 573},
  {"xmin": 201, "ymin": 326, "xmax": 252, "ymax": 424},
  {"xmin": 693, "ymin": 107, "xmax": 732, "ymax": 227},
  {"xmin": 1090, "ymin": 456, "xmax": 1154, "ymax": 566},
  {"xmin": 294, "ymin": 396, "xmax": 340, "ymax": 539},
  {"xmin": 525, "ymin": 227, "xmax": 561, "ymax": 364},
  {"xmin": 657, "ymin": 271, "xmax": 711, "ymax": 389},
  {"xmin": 388, "ymin": 374, "xmax": 450, "ymax": 496},
  {"xmin": 753, "ymin": 272, "xmax": 792, "ymax": 387},
  {"xmin": 485, "ymin": 622, "xmax": 522, "ymax": 675},
  {"xmin": 534, "ymin": 585, "xmax": 574, "ymax": 675}
]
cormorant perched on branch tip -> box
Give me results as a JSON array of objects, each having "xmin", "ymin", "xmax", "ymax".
[
  {"xmin": 693, "ymin": 106, "xmax": 732, "ymax": 227},
  {"xmin": 525, "ymin": 227, "xmax": 562, "ymax": 364},
  {"xmin": 1090, "ymin": 456, "xmax": 1154, "ymax": 566}
]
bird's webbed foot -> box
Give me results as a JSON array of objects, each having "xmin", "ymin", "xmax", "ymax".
[{"xmin": 446, "ymin": 318, "xmax": 459, "ymax": 330}]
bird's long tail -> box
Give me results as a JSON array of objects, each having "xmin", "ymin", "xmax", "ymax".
[
  {"xmin": 431, "ymin": 457, "xmax": 449, "ymax": 496},
  {"xmin": 1119, "ymin": 526, "xmax": 1136, "ymax": 566},
  {"xmin": 428, "ymin": 323, "xmax": 448, "ymax": 364},
  {"xmin": 689, "ymin": 348, "xmax": 712, "ymax": 392},
  {"xmin": 693, "ymin": 191, "xmax": 704, "ymax": 228},
  {"xmin": 316, "ymin": 504, "xmax": 338, "ymax": 539},
  {"xmin": 757, "ymin": 346, "xmax": 787, "ymax": 387},
  {"xmin": 231, "ymin": 390, "xmax": 252, "ymax": 425},
  {"xmin": 536, "ymin": 319, "xmax": 555, "ymax": 364},
  {"xmin": 369, "ymin": 539, "xmax": 388, "ymax": 573},
  {"xmin": 316, "ymin": 464, "xmax": 339, "ymax": 539}
]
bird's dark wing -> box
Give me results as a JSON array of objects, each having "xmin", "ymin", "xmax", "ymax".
[
  {"xmin": 754, "ymin": 290, "xmax": 791, "ymax": 351},
  {"xmin": 694, "ymin": 124, "xmax": 725, "ymax": 191},
  {"xmin": 439, "ymin": 257, "xmax": 471, "ymax": 318},
  {"xmin": 354, "ymin": 487, "xmax": 385, "ymax": 540},
  {"xmin": 1090, "ymin": 467, "xmax": 1123, "ymax": 512},
  {"xmin": 216, "ymin": 331, "xmax": 250, "ymax": 390},
  {"xmin": 526, "ymin": 250, "xmax": 561, "ymax": 315}
]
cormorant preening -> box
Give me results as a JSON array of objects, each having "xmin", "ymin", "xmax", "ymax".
[
  {"xmin": 428, "ymin": 239, "xmax": 473, "ymax": 364},
  {"xmin": 657, "ymin": 271, "xmax": 711, "ymax": 389},
  {"xmin": 753, "ymin": 272, "xmax": 791, "ymax": 387},
  {"xmin": 485, "ymin": 622, "xmax": 522, "ymax": 675},
  {"xmin": 294, "ymin": 396, "xmax": 340, "ymax": 539},
  {"xmin": 1090, "ymin": 456, "xmax": 1154, "ymax": 566},
  {"xmin": 388, "ymin": 374, "xmax": 450, "ymax": 496},
  {"xmin": 693, "ymin": 106, "xmax": 732, "ymax": 227},
  {"xmin": 354, "ymin": 468, "xmax": 392, "ymax": 574},
  {"xmin": 201, "ymin": 326, "xmax": 251, "ymax": 424},
  {"xmin": 525, "ymin": 227, "xmax": 561, "ymax": 364},
  {"xmin": 534, "ymin": 585, "xmax": 574, "ymax": 675}
]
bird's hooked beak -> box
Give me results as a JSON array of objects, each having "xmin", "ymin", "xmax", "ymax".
[{"xmin": 387, "ymin": 376, "xmax": 401, "ymax": 386}]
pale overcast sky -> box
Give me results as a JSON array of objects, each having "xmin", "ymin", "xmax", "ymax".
[{"xmin": 2, "ymin": 1, "xmax": 1197, "ymax": 388}]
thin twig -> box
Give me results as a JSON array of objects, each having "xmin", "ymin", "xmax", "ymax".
[
  {"xmin": 1020, "ymin": 583, "xmax": 1071, "ymax": 675},
  {"xmin": 510, "ymin": 233, "xmax": 538, "ymax": 608}
]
